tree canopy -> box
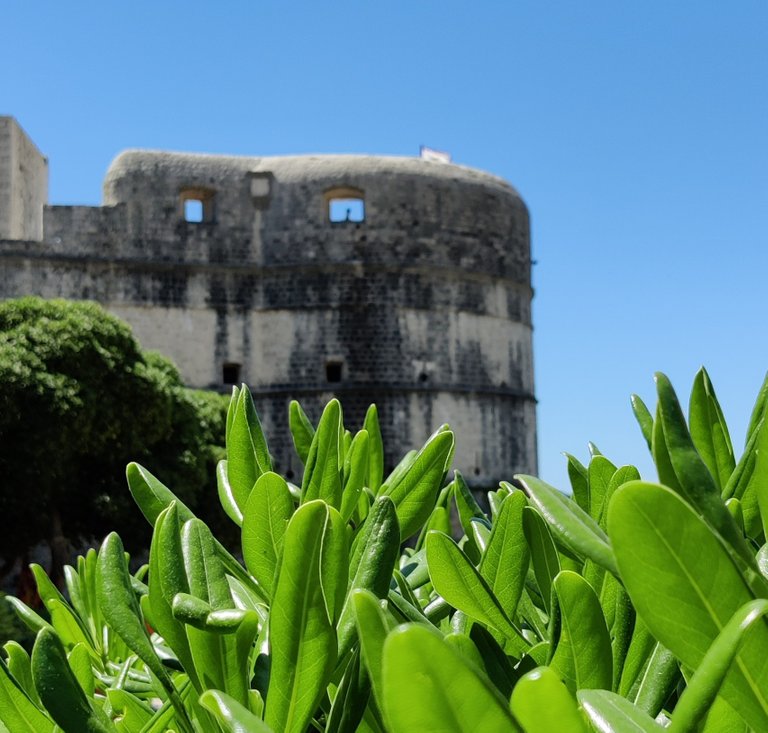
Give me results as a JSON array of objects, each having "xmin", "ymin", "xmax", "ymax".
[{"xmin": 0, "ymin": 297, "xmax": 228, "ymax": 580}]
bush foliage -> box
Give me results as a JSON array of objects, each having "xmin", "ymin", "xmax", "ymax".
[
  {"xmin": 0, "ymin": 297, "xmax": 228, "ymax": 579},
  {"xmin": 3, "ymin": 368, "xmax": 768, "ymax": 731}
]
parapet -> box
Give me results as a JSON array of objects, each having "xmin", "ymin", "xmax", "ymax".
[{"xmin": 102, "ymin": 151, "xmax": 530, "ymax": 280}]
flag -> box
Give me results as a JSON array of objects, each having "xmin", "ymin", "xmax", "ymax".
[{"xmin": 419, "ymin": 146, "xmax": 451, "ymax": 163}]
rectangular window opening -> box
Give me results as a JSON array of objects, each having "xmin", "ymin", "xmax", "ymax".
[
  {"xmin": 222, "ymin": 363, "xmax": 241, "ymax": 385},
  {"xmin": 184, "ymin": 199, "xmax": 204, "ymax": 223},
  {"xmin": 325, "ymin": 360, "xmax": 343, "ymax": 383},
  {"xmin": 329, "ymin": 198, "xmax": 365, "ymax": 223}
]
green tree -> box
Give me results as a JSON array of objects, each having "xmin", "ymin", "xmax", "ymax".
[{"xmin": 0, "ymin": 297, "xmax": 228, "ymax": 585}]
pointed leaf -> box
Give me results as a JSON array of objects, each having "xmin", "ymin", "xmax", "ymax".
[
  {"xmin": 384, "ymin": 431, "xmax": 454, "ymax": 541},
  {"xmin": 631, "ymin": 394, "xmax": 654, "ymax": 452},
  {"xmin": 522, "ymin": 505, "xmax": 560, "ymax": 616},
  {"xmin": 241, "ymin": 472, "xmax": 293, "ymax": 598},
  {"xmin": 352, "ymin": 589, "xmax": 396, "ymax": 716},
  {"xmin": 265, "ymin": 500, "xmax": 347, "ymax": 733},
  {"xmin": 338, "ymin": 497, "xmax": 399, "ymax": 658},
  {"xmin": 549, "ymin": 571, "xmax": 613, "ymax": 693},
  {"xmin": 31, "ymin": 629, "xmax": 114, "ymax": 733},
  {"xmin": 426, "ymin": 531, "xmax": 521, "ymax": 642},
  {"xmin": 689, "ymin": 368, "xmax": 735, "ymax": 491},
  {"xmin": 655, "ymin": 373, "xmax": 759, "ymax": 582},
  {"xmin": 216, "ymin": 460, "xmax": 243, "ymax": 526},
  {"xmin": 363, "ymin": 404, "xmax": 384, "ymax": 492},
  {"xmin": 289, "ymin": 400, "xmax": 315, "ymax": 466},
  {"xmin": 227, "ymin": 386, "xmax": 272, "ymax": 511},
  {"xmin": 341, "ymin": 430, "xmax": 369, "ymax": 522},
  {"xmin": 301, "ymin": 399, "xmax": 343, "ymax": 509}
]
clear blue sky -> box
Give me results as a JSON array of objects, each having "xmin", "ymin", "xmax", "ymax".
[{"xmin": 4, "ymin": 1, "xmax": 767, "ymax": 490}]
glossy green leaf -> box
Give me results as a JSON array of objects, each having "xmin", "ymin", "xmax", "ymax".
[
  {"xmin": 754, "ymin": 419, "xmax": 768, "ymax": 541},
  {"xmin": 632, "ymin": 641, "xmax": 679, "ymax": 717},
  {"xmin": 548, "ymin": 570, "xmax": 612, "ymax": 693},
  {"xmin": 516, "ymin": 475, "xmax": 619, "ymax": 576},
  {"xmin": 66, "ymin": 643, "xmax": 93, "ymax": 698},
  {"xmin": 97, "ymin": 533, "xmax": 164, "ymax": 678},
  {"xmin": 577, "ymin": 689, "xmax": 663, "ymax": 732},
  {"xmin": 227, "ymin": 385, "xmax": 272, "ymax": 511},
  {"xmin": 618, "ymin": 617, "xmax": 656, "ymax": 698},
  {"xmin": 225, "ymin": 384, "xmax": 240, "ymax": 442},
  {"xmin": 96, "ymin": 533, "xmax": 192, "ymax": 733},
  {"xmin": 352, "ymin": 589, "xmax": 396, "ymax": 715},
  {"xmin": 146, "ymin": 503, "xmax": 198, "ymax": 690},
  {"xmin": 700, "ymin": 696, "xmax": 749, "ymax": 733},
  {"xmin": 338, "ymin": 497, "xmax": 399, "ymax": 658},
  {"xmin": 289, "ymin": 399, "xmax": 315, "ymax": 466},
  {"xmin": 381, "ymin": 624, "xmax": 519, "ymax": 733},
  {"xmin": 670, "ymin": 599, "xmax": 768, "ymax": 733},
  {"xmin": 5, "ymin": 597, "xmax": 52, "ymax": 636},
  {"xmin": 127, "ymin": 462, "xmax": 266, "ymax": 599},
  {"xmin": 266, "ymin": 500, "xmax": 348, "ymax": 733},
  {"xmin": 47, "ymin": 599, "xmax": 93, "ymax": 652},
  {"xmin": 241, "ymin": 471, "xmax": 293, "ymax": 598},
  {"xmin": 599, "ymin": 465, "xmax": 641, "ymax": 528},
  {"xmin": 0, "ymin": 656, "xmax": 54, "ymax": 733},
  {"xmin": 746, "ymin": 372, "xmax": 768, "ymax": 445},
  {"xmin": 522, "ymin": 505, "xmax": 560, "ymax": 616},
  {"xmin": 3, "ymin": 642, "xmax": 38, "ymax": 708},
  {"xmin": 105, "ymin": 689, "xmax": 153, "ymax": 732},
  {"xmin": 363, "ymin": 404, "xmax": 384, "ymax": 492},
  {"xmin": 326, "ymin": 648, "xmax": 370, "ymax": 733},
  {"xmin": 181, "ymin": 519, "xmax": 258, "ymax": 706},
  {"xmin": 301, "ymin": 399, "xmax": 343, "ymax": 509},
  {"xmin": 471, "ymin": 517, "xmax": 491, "ymax": 553},
  {"xmin": 453, "ymin": 471, "xmax": 487, "ymax": 563},
  {"xmin": 655, "ymin": 373, "xmax": 760, "ymax": 582},
  {"xmin": 341, "ymin": 430, "xmax": 369, "ymax": 522},
  {"xmin": 216, "ymin": 459, "xmax": 243, "ymax": 526},
  {"xmin": 689, "ymin": 367, "xmax": 735, "ymax": 492},
  {"xmin": 631, "ymin": 393, "xmax": 654, "ymax": 452},
  {"xmin": 199, "ymin": 690, "xmax": 274, "ymax": 733},
  {"xmin": 468, "ymin": 624, "xmax": 517, "ymax": 699},
  {"xmin": 652, "ymin": 399, "xmax": 682, "ymax": 492},
  {"xmin": 722, "ymin": 418, "xmax": 762, "ymax": 538},
  {"xmin": 426, "ymin": 530, "xmax": 521, "ymax": 641},
  {"xmin": 384, "ymin": 431, "xmax": 454, "ymax": 541},
  {"xmin": 588, "ymin": 455, "xmax": 617, "ymax": 524},
  {"xmin": 609, "ymin": 481, "xmax": 768, "ymax": 731},
  {"xmin": 488, "ymin": 485, "xmax": 511, "ymax": 521},
  {"xmin": 599, "ymin": 572, "xmax": 634, "ymax": 692},
  {"xmin": 565, "ymin": 453, "xmax": 590, "ymax": 513},
  {"xmin": 511, "ymin": 666, "xmax": 589, "ymax": 733},
  {"xmin": 31, "ymin": 629, "xmax": 114, "ymax": 733}
]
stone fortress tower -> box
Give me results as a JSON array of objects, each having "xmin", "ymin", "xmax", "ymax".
[{"xmin": 0, "ymin": 117, "xmax": 537, "ymax": 486}]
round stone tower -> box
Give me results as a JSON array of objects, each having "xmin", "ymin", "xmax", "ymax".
[{"xmin": 103, "ymin": 152, "xmax": 536, "ymax": 485}]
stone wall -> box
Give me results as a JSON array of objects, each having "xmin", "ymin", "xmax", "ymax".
[
  {"xmin": 0, "ymin": 142, "xmax": 537, "ymax": 486},
  {"xmin": 0, "ymin": 118, "xmax": 48, "ymax": 241}
]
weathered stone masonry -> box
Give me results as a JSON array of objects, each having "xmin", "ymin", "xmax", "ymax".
[{"xmin": 0, "ymin": 117, "xmax": 537, "ymax": 485}]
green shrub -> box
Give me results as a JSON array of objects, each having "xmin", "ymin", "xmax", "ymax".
[
  {"xmin": 0, "ymin": 297, "xmax": 229, "ymax": 581},
  {"xmin": 2, "ymin": 370, "xmax": 768, "ymax": 732}
]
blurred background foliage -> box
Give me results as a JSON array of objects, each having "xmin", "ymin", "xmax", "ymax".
[{"xmin": 0, "ymin": 297, "xmax": 231, "ymax": 593}]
